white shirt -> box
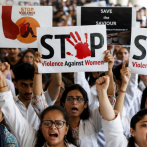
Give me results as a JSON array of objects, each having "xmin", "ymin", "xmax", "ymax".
[
  {"xmin": 102, "ymin": 112, "xmax": 139, "ymax": 147},
  {"xmin": 6, "ymin": 79, "xmax": 16, "ymax": 97},
  {"xmin": 13, "ymin": 95, "xmax": 40, "ymax": 130},
  {"xmin": 0, "ymin": 91, "xmax": 76, "ymax": 147},
  {"xmin": 123, "ymin": 73, "xmax": 146, "ymax": 119}
]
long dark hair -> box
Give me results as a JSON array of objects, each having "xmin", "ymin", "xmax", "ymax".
[
  {"xmin": 128, "ymin": 109, "xmax": 147, "ymax": 147},
  {"xmin": 140, "ymin": 87, "xmax": 147, "ymax": 109},
  {"xmin": 60, "ymin": 84, "xmax": 91, "ymax": 120},
  {"xmin": 35, "ymin": 105, "xmax": 76, "ymax": 147}
]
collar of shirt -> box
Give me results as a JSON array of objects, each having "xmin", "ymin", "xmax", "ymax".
[{"xmin": 135, "ymin": 143, "xmax": 139, "ymax": 147}]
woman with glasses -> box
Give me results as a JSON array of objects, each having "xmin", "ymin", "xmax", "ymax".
[
  {"xmin": 0, "ymin": 62, "xmax": 76, "ymax": 147},
  {"xmin": 32, "ymin": 83, "xmax": 102, "ymax": 147},
  {"xmin": 22, "ymin": 49, "xmax": 35, "ymax": 65}
]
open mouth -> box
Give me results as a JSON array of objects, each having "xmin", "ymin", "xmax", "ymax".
[
  {"xmin": 71, "ymin": 107, "xmax": 78, "ymax": 113},
  {"xmin": 49, "ymin": 133, "xmax": 58, "ymax": 138}
]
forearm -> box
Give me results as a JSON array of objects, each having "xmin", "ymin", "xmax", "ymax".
[
  {"xmin": 99, "ymin": 91, "xmax": 115, "ymax": 121},
  {"xmin": 33, "ymin": 73, "xmax": 42, "ymax": 96},
  {"xmin": 105, "ymin": 69, "xmax": 115, "ymax": 95},
  {"xmin": 48, "ymin": 73, "xmax": 61, "ymax": 101},
  {"xmin": 114, "ymin": 83, "xmax": 128, "ymax": 118}
]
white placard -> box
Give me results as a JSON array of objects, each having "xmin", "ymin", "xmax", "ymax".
[
  {"xmin": 0, "ymin": 6, "xmax": 52, "ymax": 48},
  {"xmin": 129, "ymin": 28, "xmax": 147, "ymax": 74},
  {"xmin": 37, "ymin": 25, "xmax": 108, "ymax": 73}
]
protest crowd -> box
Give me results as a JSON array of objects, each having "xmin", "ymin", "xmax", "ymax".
[{"xmin": 0, "ymin": 0, "xmax": 147, "ymax": 147}]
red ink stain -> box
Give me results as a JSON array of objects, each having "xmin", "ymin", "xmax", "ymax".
[
  {"xmin": 66, "ymin": 31, "xmax": 91, "ymax": 59},
  {"xmin": 2, "ymin": 6, "xmax": 19, "ymax": 40},
  {"xmin": 66, "ymin": 52, "xmax": 73, "ymax": 56}
]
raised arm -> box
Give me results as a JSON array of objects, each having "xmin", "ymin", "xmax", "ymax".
[
  {"xmin": 96, "ymin": 75, "xmax": 115, "ymax": 121},
  {"xmin": 0, "ymin": 62, "xmax": 36, "ymax": 147},
  {"xmin": 114, "ymin": 60, "xmax": 131, "ymax": 118},
  {"xmin": 104, "ymin": 50, "xmax": 115, "ymax": 95},
  {"xmin": 48, "ymin": 72, "xmax": 62, "ymax": 101}
]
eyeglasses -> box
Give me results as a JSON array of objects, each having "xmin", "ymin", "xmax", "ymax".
[
  {"xmin": 24, "ymin": 55, "xmax": 33, "ymax": 59},
  {"xmin": 66, "ymin": 97, "xmax": 84, "ymax": 103},
  {"xmin": 42, "ymin": 120, "xmax": 66, "ymax": 129}
]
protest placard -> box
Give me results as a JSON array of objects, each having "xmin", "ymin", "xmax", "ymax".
[
  {"xmin": 37, "ymin": 25, "xmax": 108, "ymax": 73},
  {"xmin": 0, "ymin": 6, "xmax": 52, "ymax": 48},
  {"xmin": 129, "ymin": 28, "xmax": 147, "ymax": 74},
  {"xmin": 0, "ymin": 0, "xmax": 40, "ymax": 6},
  {"xmin": 77, "ymin": 7, "xmax": 136, "ymax": 45}
]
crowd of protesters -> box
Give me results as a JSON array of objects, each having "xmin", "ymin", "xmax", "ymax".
[{"xmin": 0, "ymin": 1, "xmax": 147, "ymax": 147}]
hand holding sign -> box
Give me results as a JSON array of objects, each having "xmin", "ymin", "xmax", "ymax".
[{"xmin": 66, "ymin": 31, "xmax": 91, "ymax": 59}]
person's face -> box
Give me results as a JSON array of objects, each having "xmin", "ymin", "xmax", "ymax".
[
  {"xmin": 41, "ymin": 110, "xmax": 69, "ymax": 146},
  {"xmin": 117, "ymin": 48, "xmax": 129, "ymax": 60},
  {"xmin": 55, "ymin": 82, "xmax": 65, "ymax": 105},
  {"xmin": 8, "ymin": 48, "xmax": 20, "ymax": 58},
  {"xmin": 14, "ymin": 79, "xmax": 33, "ymax": 100},
  {"xmin": 0, "ymin": 49, "xmax": 8, "ymax": 58},
  {"xmin": 63, "ymin": 89, "xmax": 88, "ymax": 118},
  {"xmin": 23, "ymin": 52, "xmax": 34, "ymax": 65},
  {"xmin": 0, "ymin": 109, "xmax": 4, "ymax": 122},
  {"xmin": 140, "ymin": 75, "xmax": 147, "ymax": 83},
  {"xmin": 130, "ymin": 115, "xmax": 147, "ymax": 147}
]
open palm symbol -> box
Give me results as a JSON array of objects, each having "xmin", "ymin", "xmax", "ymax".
[{"xmin": 66, "ymin": 31, "xmax": 91, "ymax": 59}]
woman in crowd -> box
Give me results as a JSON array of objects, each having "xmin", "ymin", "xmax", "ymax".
[
  {"xmin": 32, "ymin": 52, "xmax": 106, "ymax": 147},
  {"xmin": 0, "ymin": 62, "xmax": 76, "ymax": 147},
  {"xmin": 22, "ymin": 49, "xmax": 35, "ymax": 65}
]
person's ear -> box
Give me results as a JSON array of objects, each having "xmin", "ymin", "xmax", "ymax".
[
  {"xmin": 84, "ymin": 101, "xmax": 88, "ymax": 109},
  {"xmin": 130, "ymin": 128, "xmax": 135, "ymax": 137},
  {"xmin": 65, "ymin": 125, "xmax": 69, "ymax": 135},
  {"xmin": 13, "ymin": 81, "xmax": 18, "ymax": 89}
]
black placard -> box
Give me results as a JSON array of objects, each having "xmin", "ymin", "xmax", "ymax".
[{"xmin": 81, "ymin": 7, "xmax": 132, "ymax": 45}]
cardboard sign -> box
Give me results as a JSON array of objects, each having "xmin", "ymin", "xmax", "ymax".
[
  {"xmin": 0, "ymin": 6, "xmax": 52, "ymax": 48},
  {"xmin": 77, "ymin": 7, "xmax": 136, "ymax": 45},
  {"xmin": 37, "ymin": 25, "xmax": 108, "ymax": 73},
  {"xmin": 129, "ymin": 28, "xmax": 147, "ymax": 74},
  {"xmin": 0, "ymin": 0, "xmax": 40, "ymax": 6}
]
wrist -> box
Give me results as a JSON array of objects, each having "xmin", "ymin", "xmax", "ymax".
[{"xmin": 120, "ymin": 83, "xmax": 127, "ymax": 91}]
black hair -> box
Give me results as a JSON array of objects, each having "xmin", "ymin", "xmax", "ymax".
[
  {"xmin": 128, "ymin": 109, "xmax": 147, "ymax": 147},
  {"xmin": 42, "ymin": 74, "xmax": 49, "ymax": 84},
  {"xmin": 118, "ymin": 47, "xmax": 130, "ymax": 54},
  {"xmin": 60, "ymin": 84, "xmax": 91, "ymax": 120},
  {"xmin": 26, "ymin": 22, "xmax": 30, "ymax": 26},
  {"xmin": 22, "ymin": 49, "xmax": 35, "ymax": 59},
  {"xmin": 13, "ymin": 63, "xmax": 34, "ymax": 81},
  {"xmin": 140, "ymin": 87, "xmax": 147, "ymax": 109},
  {"xmin": 0, "ymin": 51, "xmax": 5, "ymax": 63},
  {"xmin": 35, "ymin": 105, "xmax": 76, "ymax": 147},
  {"xmin": 113, "ymin": 62, "xmax": 128, "ymax": 81}
]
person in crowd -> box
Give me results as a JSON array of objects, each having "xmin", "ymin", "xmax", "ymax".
[
  {"xmin": 31, "ymin": 51, "xmax": 115, "ymax": 147},
  {"xmin": 0, "ymin": 62, "xmax": 77, "ymax": 147},
  {"xmin": 22, "ymin": 49, "xmax": 35, "ymax": 65},
  {"xmin": 0, "ymin": 52, "xmax": 15, "ymax": 96},
  {"xmin": 5, "ymin": 48, "xmax": 22, "ymax": 70},
  {"xmin": 113, "ymin": 61, "xmax": 146, "ymax": 120},
  {"xmin": 96, "ymin": 71, "xmax": 147, "ymax": 147},
  {"xmin": 0, "ymin": 48, "xmax": 8, "ymax": 58},
  {"xmin": 4, "ymin": 48, "xmax": 22, "ymax": 79},
  {"xmin": 0, "ymin": 108, "xmax": 18, "ymax": 147},
  {"xmin": 113, "ymin": 47, "xmax": 129, "ymax": 69}
]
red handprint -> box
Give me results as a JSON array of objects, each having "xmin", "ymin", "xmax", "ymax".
[{"xmin": 66, "ymin": 31, "xmax": 91, "ymax": 59}]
